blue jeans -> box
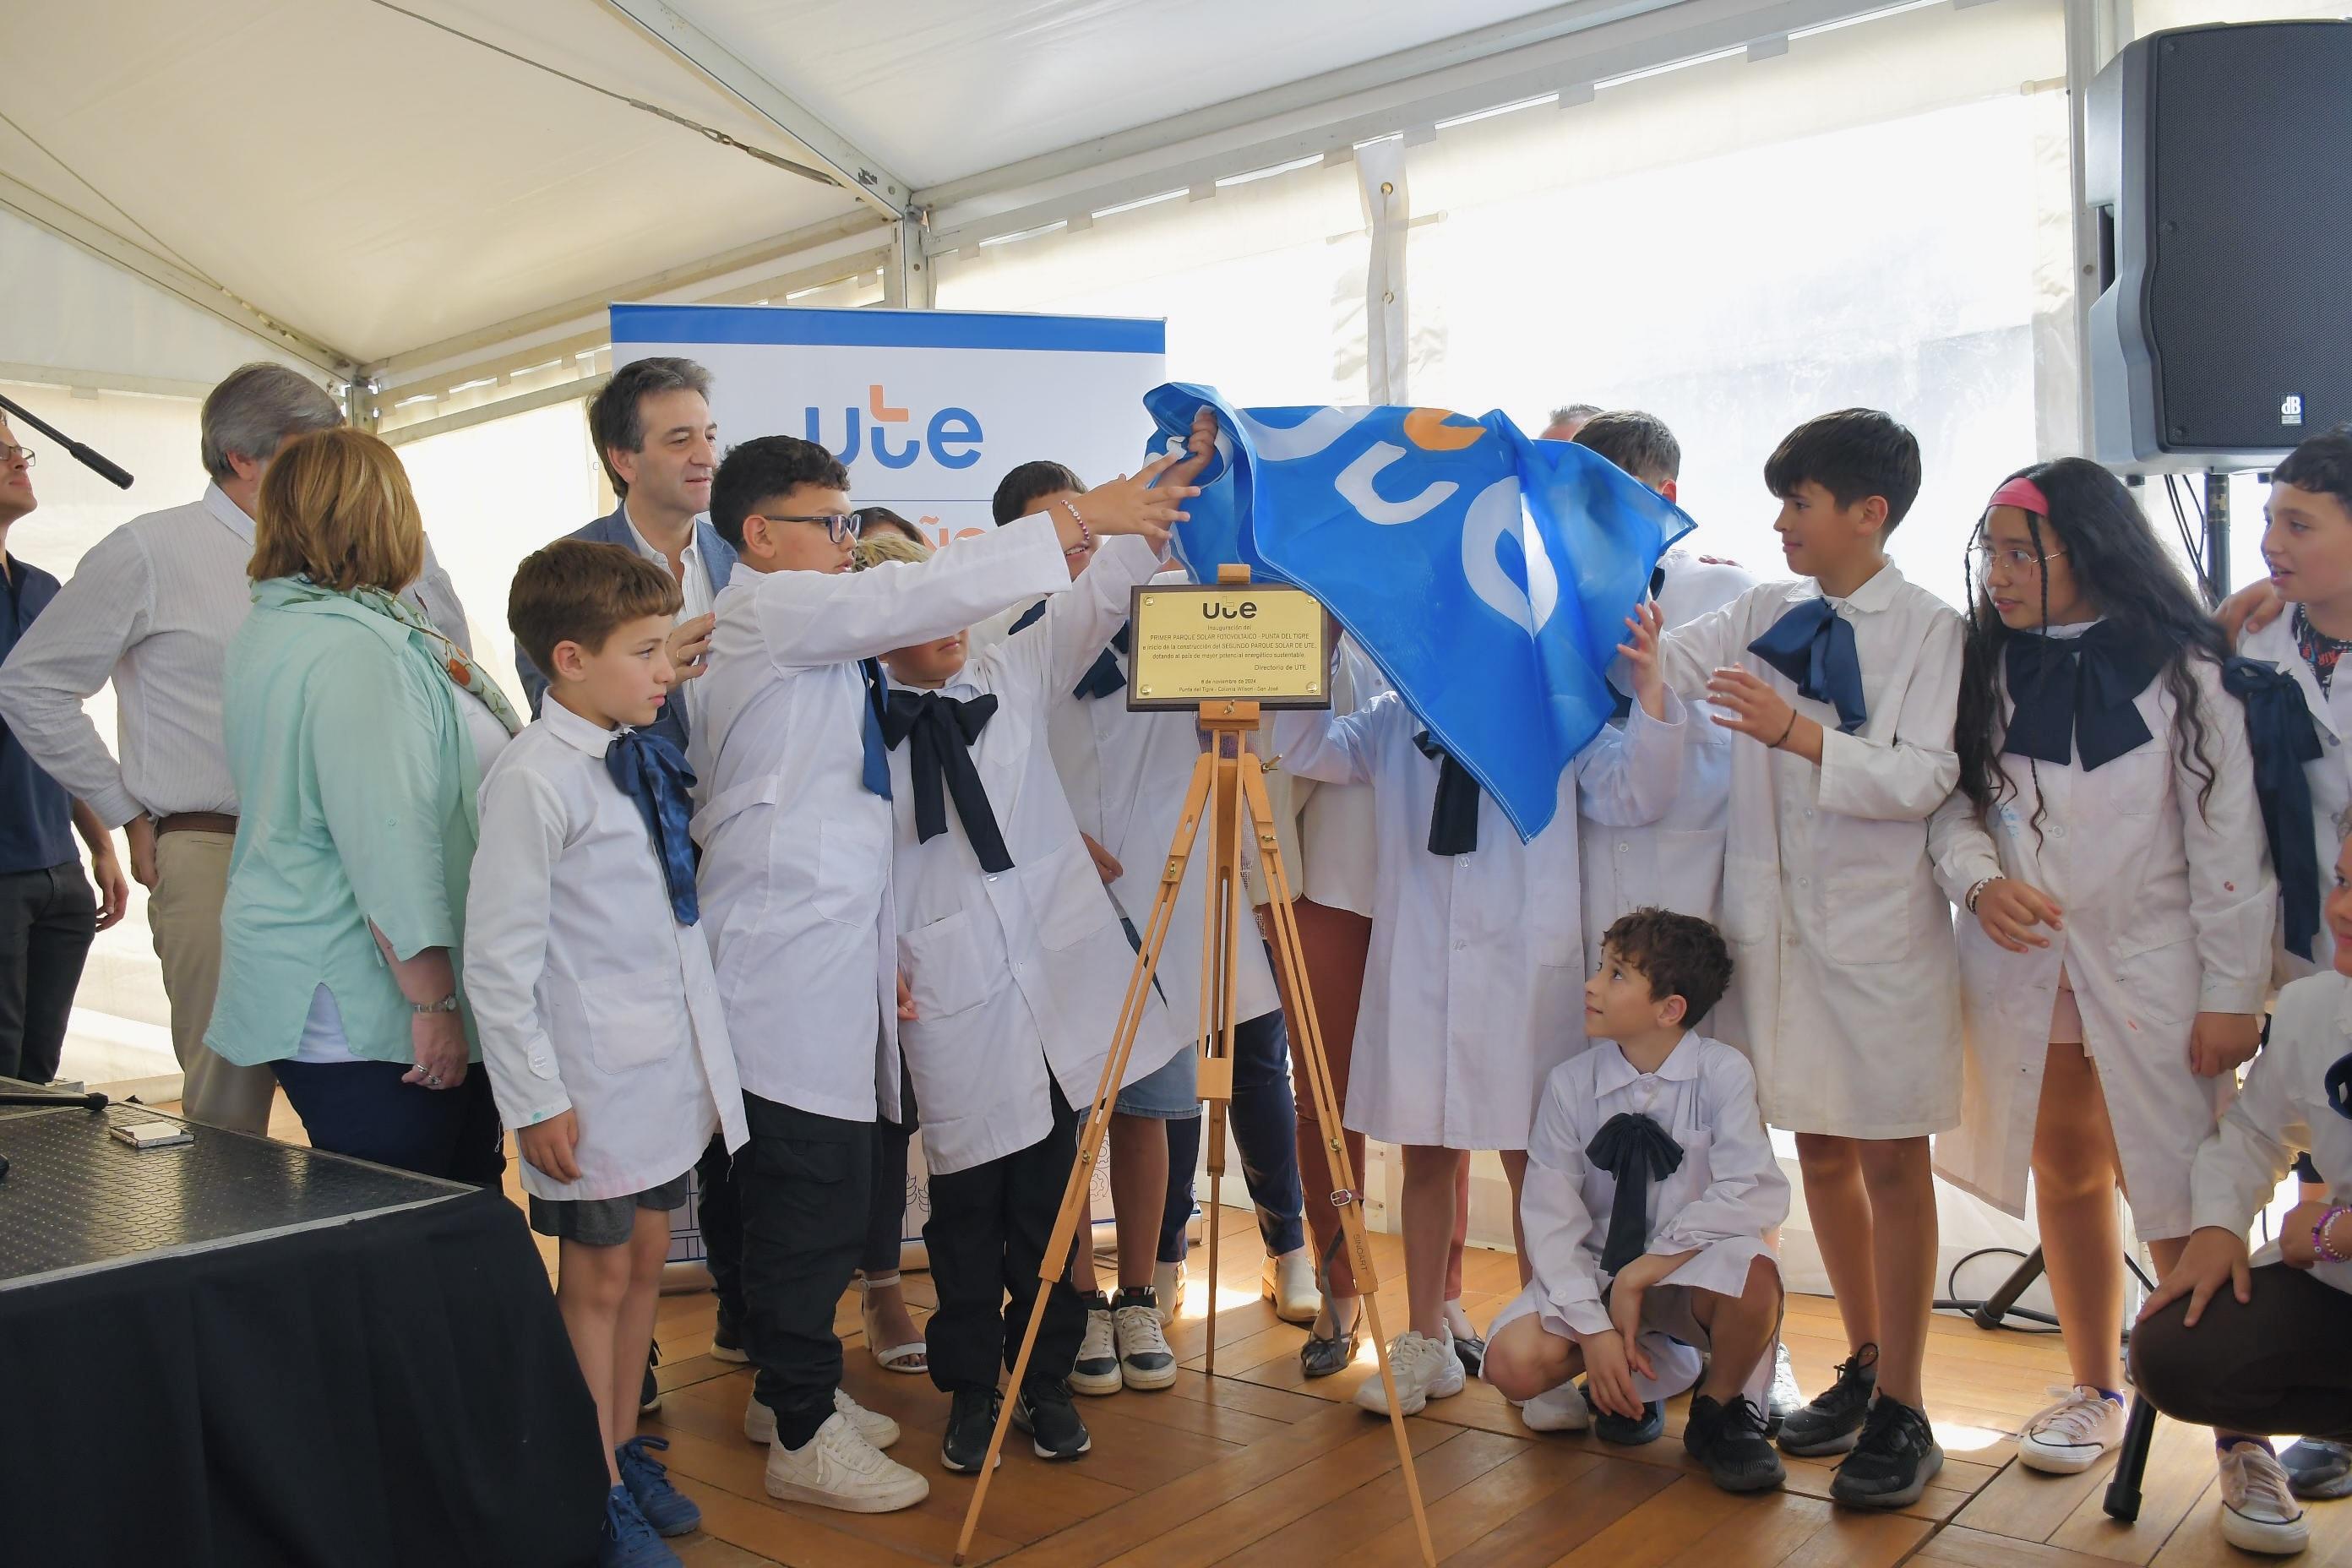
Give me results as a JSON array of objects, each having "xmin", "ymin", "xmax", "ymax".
[
  {"xmin": 271, "ymin": 1058, "xmax": 505, "ymax": 1185},
  {"xmin": 1160, "ymin": 1006, "xmax": 1304, "ymax": 1263}
]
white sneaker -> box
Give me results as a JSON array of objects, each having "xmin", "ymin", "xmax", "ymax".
[
  {"xmin": 2219, "ymin": 1443, "xmax": 2311, "ymax": 1555},
  {"xmin": 1354, "ymin": 1329, "xmax": 1466, "ymax": 1416},
  {"xmin": 2017, "ymin": 1386, "xmax": 2126, "ymax": 1475},
  {"xmin": 1152, "ymin": 1259, "xmax": 1186, "ymax": 1326},
  {"xmin": 764, "ymin": 1410, "xmax": 929, "ymax": 1514},
  {"xmin": 1521, "ymin": 1380, "xmax": 1592, "ymax": 1433},
  {"xmin": 1071, "ymin": 1304, "xmax": 1123, "ymax": 1396},
  {"xmin": 1113, "ymin": 1292, "xmax": 1179, "ymax": 1391},
  {"xmin": 745, "ymin": 1387, "xmax": 900, "ymax": 1450},
  {"xmin": 1266, "ymin": 1248, "xmax": 1320, "ymax": 1324}
]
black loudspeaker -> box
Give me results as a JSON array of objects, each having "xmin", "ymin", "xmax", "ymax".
[{"xmin": 2086, "ymin": 20, "xmax": 2352, "ymax": 469}]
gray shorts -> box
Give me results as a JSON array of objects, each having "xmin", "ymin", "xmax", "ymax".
[{"xmin": 528, "ymin": 1168, "xmax": 692, "ymax": 1247}]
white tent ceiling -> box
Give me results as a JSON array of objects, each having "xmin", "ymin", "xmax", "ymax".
[{"xmin": 3, "ymin": 0, "xmax": 1963, "ymax": 394}]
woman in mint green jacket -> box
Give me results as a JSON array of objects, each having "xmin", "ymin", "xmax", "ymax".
[{"xmin": 204, "ymin": 428, "xmax": 520, "ymax": 1181}]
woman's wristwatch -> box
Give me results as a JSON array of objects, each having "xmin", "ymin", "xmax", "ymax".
[{"xmin": 411, "ymin": 992, "xmax": 460, "ymax": 1016}]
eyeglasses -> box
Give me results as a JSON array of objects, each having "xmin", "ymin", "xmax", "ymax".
[
  {"xmin": 0, "ymin": 444, "xmax": 35, "ymax": 468},
  {"xmin": 1971, "ymin": 542, "xmax": 2067, "ymax": 573},
  {"xmin": 760, "ymin": 513, "xmax": 864, "ymax": 545}
]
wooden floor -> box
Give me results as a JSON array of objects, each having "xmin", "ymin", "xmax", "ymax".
[{"xmin": 577, "ymin": 1204, "xmax": 2350, "ymax": 1568}]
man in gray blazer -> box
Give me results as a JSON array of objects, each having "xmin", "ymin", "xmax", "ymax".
[{"xmin": 514, "ymin": 357, "xmax": 736, "ymax": 756}]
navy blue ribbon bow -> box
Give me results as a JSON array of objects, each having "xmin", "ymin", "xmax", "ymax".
[
  {"xmin": 605, "ymin": 727, "xmax": 700, "ymax": 925},
  {"xmin": 858, "ymin": 657, "xmax": 893, "ymax": 800},
  {"xmin": 2224, "ymin": 656, "xmax": 2325, "ymax": 962},
  {"xmin": 1072, "ymin": 623, "xmax": 1131, "ymax": 700},
  {"xmin": 1587, "ymin": 1111, "xmax": 1685, "ymax": 1276},
  {"xmin": 2002, "ymin": 623, "xmax": 2164, "ymax": 771},
  {"xmin": 1414, "ymin": 730, "xmax": 1482, "ymax": 856},
  {"xmin": 2328, "ymin": 1054, "xmax": 2352, "ymax": 1123},
  {"xmin": 880, "ymin": 689, "xmax": 1011, "ymax": 873},
  {"xmin": 1006, "ymin": 598, "xmax": 1048, "ymax": 636},
  {"xmin": 1746, "ymin": 599, "xmax": 1867, "ymax": 734}
]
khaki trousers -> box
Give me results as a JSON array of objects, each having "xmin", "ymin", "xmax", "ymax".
[{"xmin": 149, "ymin": 830, "xmax": 277, "ymax": 1133}]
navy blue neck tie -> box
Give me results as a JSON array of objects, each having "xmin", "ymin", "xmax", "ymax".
[
  {"xmin": 2224, "ymin": 656, "xmax": 2325, "ymax": 961},
  {"xmin": 1747, "ymin": 599, "xmax": 1867, "ymax": 734},
  {"xmin": 605, "ymin": 727, "xmax": 700, "ymax": 925},
  {"xmin": 859, "ymin": 658, "xmax": 893, "ymax": 800},
  {"xmin": 1586, "ymin": 1111, "xmax": 1685, "ymax": 1276},
  {"xmin": 1414, "ymin": 730, "xmax": 1481, "ymax": 856},
  {"xmin": 2002, "ymin": 622, "xmax": 2163, "ymax": 771},
  {"xmin": 880, "ymin": 689, "xmax": 1011, "ymax": 873},
  {"xmin": 1072, "ymin": 623, "xmax": 1131, "ymax": 700},
  {"xmin": 1006, "ymin": 598, "xmax": 1048, "ymax": 636}
]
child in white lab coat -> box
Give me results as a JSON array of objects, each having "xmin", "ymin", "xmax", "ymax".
[
  {"xmin": 1271, "ymin": 599, "xmax": 1685, "ymax": 1418},
  {"xmin": 1647, "ymin": 409, "xmax": 1961, "ymax": 1508},
  {"xmin": 2133, "ymin": 830, "xmax": 2352, "ymax": 1557},
  {"xmin": 1483, "ymin": 909, "xmax": 1789, "ymax": 1494},
  {"xmin": 854, "ymin": 492, "xmax": 1198, "ymax": 1475},
  {"xmin": 689, "ymin": 434, "xmax": 1195, "ymax": 1515},
  {"xmin": 1928, "ymin": 460, "xmax": 2280, "ymax": 1533},
  {"xmin": 467, "ymin": 542, "xmax": 749, "ymax": 1566}
]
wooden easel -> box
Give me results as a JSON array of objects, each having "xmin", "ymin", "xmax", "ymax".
[{"xmin": 953, "ymin": 569, "xmax": 1435, "ymax": 1568}]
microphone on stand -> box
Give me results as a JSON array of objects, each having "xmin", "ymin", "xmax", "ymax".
[{"xmin": 0, "ymin": 391, "xmax": 134, "ymax": 490}]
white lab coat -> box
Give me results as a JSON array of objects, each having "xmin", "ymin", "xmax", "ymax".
[
  {"xmin": 890, "ymin": 536, "xmax": 1184, "ymax": 1173},
  {"xmin": 1294, "ymin": 638, "xmax": 1389, "ymax": 917},
  {"xmin": 1271, "ymin": 689, "xmax": 1686, "ymax": 1150},
  {"xmin": 465, "ymin": 701, "xmax": 747, "ymax": 1201},
  {"xmin": 689, "ymin": 514, "xmax": 1074, "ymax": 1124},
  {"xmin": 1926, "ymin": 634, "xmax": 2273, "ymax": 1238},
  {"xmin": 2190, "ymin": 970, "xmax": 2352, "ymax": 1294},
  {"xmin": 1652, "ymin": 563, "xmax": 1966, "ymax": 1138},
  {"xmin": 1581, "ymin": 549, "xmax": 1757, "ymax": 1047},
  {"xmin": 2237, "ymin": 613, "xmax": 2352, "ymax": 984},
  {"xmin": 1047, "ymin": 564, "xmax": 1282, "ymax": 1041},
  {"xmin": 1495, "ymin": 1031, "xmax": 1788, "ymax": 1402}
]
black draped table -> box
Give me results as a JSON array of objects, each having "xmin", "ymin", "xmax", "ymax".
[{"xmin": 0, "ymin": 1083, "xmax": 607, "ymax": 1568}]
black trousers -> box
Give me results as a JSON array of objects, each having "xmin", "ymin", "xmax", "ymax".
[
  {"xmin": 737, "ymin": 1093, "xmax": 872, "ymax": 1449},
  {"xmin": 2131, "ymin": 1261, "xmax": 2352, "ymax": 1440},
  {"xmin": 923, "ymin": 1079, "xmax": 1086, "ymax": 1396},
  {"xmin": 695, "ymin": 1131, "xmax": 744, "ymax": 1326},
  {"xmin": 0, "ymin": 860, "xmax": 95, "ymax": 1085}
]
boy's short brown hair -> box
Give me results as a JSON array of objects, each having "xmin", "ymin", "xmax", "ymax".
[
  {"xmin": 1601, "ymin": 908, "xmax": 1735, "ymax": 1024},
  {"xmin": 508, "ymin": 539, "xmax": 682, "ymax": 678}
]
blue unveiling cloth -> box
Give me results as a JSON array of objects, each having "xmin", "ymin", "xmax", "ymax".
[{"xmin": 1143, "ymin": 385, "xmax": 1692, "ymax": 841}]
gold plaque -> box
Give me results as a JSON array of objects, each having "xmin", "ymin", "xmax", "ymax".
[{"xmin": 1125, "ymin": 582, "xmax": 1332, "ymax": 710}]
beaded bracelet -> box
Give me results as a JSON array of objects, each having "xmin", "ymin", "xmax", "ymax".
[
  {"xmin": 1059, "ymin": 498, "xmax": 1092, "ymax": 557},
  {"xmin": 1964, "ymin": 878, "xmax": 1995, "ymax": 914},
  {"xmin": 2317, "ymin": 1205, "xmax": 2352, "ymax": 1264}
]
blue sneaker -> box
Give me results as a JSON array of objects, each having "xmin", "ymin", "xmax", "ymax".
[
  {"xmin": 600, "ymin": 1484, "xmax": 683, "ymax": 1568},
  {"xmin": 616, "ymin": 1436, "xmax": 700, "ymax": 1538}
]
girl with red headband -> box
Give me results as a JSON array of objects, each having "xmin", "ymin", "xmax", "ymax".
[{"xmin": 1926, "ymin": 458, "xmax": 2295, "ymax": 1551}]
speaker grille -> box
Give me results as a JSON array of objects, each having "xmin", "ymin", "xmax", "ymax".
[{"xmin": 2148, "ymin": 23, "xmax": 2352, "ymax": 452}]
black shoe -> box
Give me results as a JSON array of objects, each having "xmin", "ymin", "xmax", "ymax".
[
  {"xmin": 1300, "ymin": 1309, "xmax": 1363, "ymax": 1380},
  {"xmin": 1831, "ymin": 1397, "xmax": 1943, "ymax": 1511},
  {"xmin": 2281, "ymin": 1438, "xmax": 2352, "ymax": 1501},
  {"xmin": 1685, "ymin": 1394, "xmax": 1788, "ymax": 1494},
  {"xmin": 1452, "ymin": 1328, "xmax": 1487, "ymax": 1379},
  {"xmin": 710, "ymin": 1304, "xmax": 749, "ymax": 1364},
  {"xmin": 941, "ymin": 1388, "xmax": 1003, "ymax": 1474},
  {"xmin": 1013, "ymin": 1379, "xmax": 1092, "ymax": 1461},
  {"xmin": 1777, "ymin": 1342, "xmax": 1878, "ymax": 1456},
  {"xmin": 1579, "ymin": 1383, "xmax": 1664, "ymax": 1446},
  {"xmin": 639, "ymin": 1344, "xmax": 662, "ymax": 1415}
]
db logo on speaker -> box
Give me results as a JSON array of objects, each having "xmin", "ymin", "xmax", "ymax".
[{"xmin": 2283, "ymin": 395, "xmax": 2306, "ymax": 427}]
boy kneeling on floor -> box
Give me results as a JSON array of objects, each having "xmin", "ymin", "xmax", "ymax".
[{"xmin": 1483, "ymin": 909, "xmax": 1792, "ymax": 1494}]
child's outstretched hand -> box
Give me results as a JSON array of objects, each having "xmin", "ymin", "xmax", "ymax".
[
  {"xmin": 1974, "ymin": 878, "xmax": 2063, "ymax": 952},
  {"xmin": 1706, "ymin": 667, "xmax": 1803, "ymax": 750},
  {"xmin": 1615, "ymin": 601, "xmax": 1668, "ymax": 720},
  {"xmin": 518, "ymin": 1108, "xmax": 582, "ymax": 1184},
  {"xmin": 1074, "ymin": 451, "xmax": 1198, "ymax": 550}
]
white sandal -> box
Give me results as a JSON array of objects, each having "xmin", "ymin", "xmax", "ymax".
[{"xmin": 858, "ymin": 1272, "xmax": 929, "ymax": 1375}]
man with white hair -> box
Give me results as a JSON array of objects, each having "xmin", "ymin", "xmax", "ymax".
[
  {"xmin": 0, "ymin": 362, "xmax": 471, "ymax": 1132},
  {"xmin": 1540, "ymin": 404, "xmax": 1603, "ymax": 443}
]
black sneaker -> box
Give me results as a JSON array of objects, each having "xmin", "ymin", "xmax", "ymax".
[
  {"xmin": 639, "ymin": 1344, "xmax": 662, "ymax": 1415},
  {"xmin": 2281, "ymin": 1438, "xmax": 2352, "ymax": 1501},
  {"xmin": 1013, "ymin": 1378, "xmax": 1093, "ymax": 1461},
  {"xmin": 1831, "ymin": 1396, "xmax": 1943, "ymax": 1511},
  {"xmin": 1778, "ymin": 1342, "xmax": 1878, "ymax": 1456},
  {"xmin": 710, "ymin": 1305, "xmax": 749, "ymax": 1364},
  {"xmin": 1452, "ymin": 1328, "xmax": 1488, "ymax": 1379},
  {"xmin": 941, "ymin": 1388, "xmax": 1003, "ymax": 1474},
  {"xmin": 1685, "ymin": 1394, "xmax": 1788, "ymax": 1494},
  {"xmin": 1578, "ymin": 1382, "xmax": 1664, "ymax": 1446}
]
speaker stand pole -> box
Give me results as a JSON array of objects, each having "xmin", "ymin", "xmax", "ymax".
[{"xmin": 2205, "ymin": 467, "xmax": 2231, "ymax": 602}]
